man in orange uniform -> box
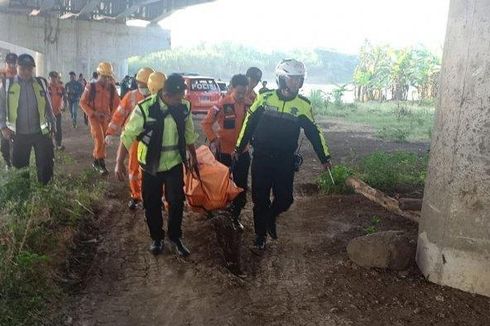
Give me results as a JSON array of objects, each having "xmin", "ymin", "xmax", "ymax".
[
  {"xmin": 48, "ymin": 71, "xmax": 67, "ymax": 150},
  {"xmin": 245, "ymin": 67, "xmax": 262, "ymax": 103},
  {"xmin": 105, "ymin": 67, "xmax": 154, "ymax": 209},
  {"xmin": 201, "ymin": 74, "xmax": 251, "ymax": 230},
  {"xmin": 80, "ymin": 62, "xmax": 120, "ymax": 175},
  {"xmin": 0, "ymin": 53, "xmax": 18, "ymax": 169}
]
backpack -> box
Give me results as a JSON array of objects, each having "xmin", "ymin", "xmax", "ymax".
[{"xmin": 88, "ymin": 82, "xmax": 115, "ymax": 111}]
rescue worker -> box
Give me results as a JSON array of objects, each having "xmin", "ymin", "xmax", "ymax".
[
  {"xmin": 201, "ymin": 74, "xmax": 252, "ymax": 231},
  {"xmin": 80, "ymin": 62, "xmax": 120, "ymax": 175},
  {"xmin": 245, "ymin": 67, "xmax": 262, "ymax": 103},
  {"xmin": 48, "ymin": 71, "xmax": 67, "ymax": 150},
  {"xmin": 0, "ymin": 53, "xmax": 18, "ymax": 169},
  {"xmin": 65, "ymin": 71, "xmax": 84, "ymax": 128},
  {"xmin": 0, "ymin": 54, "xmax": 56, "ymax": 184},
  {"xmin": 115, "ymin": 73, "xmax": 198, "ymax": 257},
  {"xmin": 235, "ymin": 59, "xmax": 332, "ymax": 250},
  {"xmin": 105, "ymin": 67, "xmax": 154, "ymax": 209}
]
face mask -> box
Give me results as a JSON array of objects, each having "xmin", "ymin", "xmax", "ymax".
[{"xmin": 138, "ymin": 87, "xmax": 150, "ymax": 96}]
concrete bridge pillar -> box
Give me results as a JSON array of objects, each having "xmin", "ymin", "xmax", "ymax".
[{"xmin": 417, "ymin": 0, "xmax": 490, "ymax": 297}]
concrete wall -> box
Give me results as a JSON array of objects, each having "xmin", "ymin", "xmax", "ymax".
[
  {"xmin": 0, "ymin": 12, "xmax": 170, "ymax": 80},
  {"xmin": 416, "ymin": 0, "xmax": 490, "ymax": 297}
]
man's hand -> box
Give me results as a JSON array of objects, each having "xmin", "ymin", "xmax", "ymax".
[
  {"xmin": 1, "ymin": 128, "xmax": 13, "ymax": 140},
  {"xmin": 231, "ymin": 149, "xmax": 240, "ymax": 163},
  {"xmin": 115, "ymin": 160, "xmax": 127, "ymax": 181},
  {"xmin": 209, "ymin": 138, "xmax": 220, "ymax": 155},
  {"xmin": 322, "ymin": 160, "xmax": 333, "ymax": 170}
]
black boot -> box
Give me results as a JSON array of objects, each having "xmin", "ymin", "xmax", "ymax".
[
  {"xmin": 254, "ymin": 235, "xmax": 266, "ymax": 250},
  {"xmin": 149, "ymin": 239, "xmax": 163, "ymax": 255},
  {"xmin": 128, "ymin": 198, "xmax": 141, "ymax": 210},
  {"xmin": 99, "ymin": 159, "xmax": 109, "ymax": 175},
  {"xmin": 170, "ymin": 238, "xmax": 190, "ymax": 257},
  {"xmin": 228, "ymin": 204, "xmax": 244, "ymax": 231},
  {"xmin": 92, "ymin": 159, "xmax": 100, "ymax": 172}
]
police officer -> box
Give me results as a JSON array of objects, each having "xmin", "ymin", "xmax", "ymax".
[
  {"xmin": 115, "ymin": 73, "xmax": 198, "ymax": 256},
  {"xmin": 0, "ymin": 54, "xmax": 56, "ymax": 184},
  {"xmin": 235, "ymin": 59, "xmax": 332, "ymax": 250}
]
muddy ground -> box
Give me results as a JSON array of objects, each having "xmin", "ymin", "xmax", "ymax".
[{"xmin": 55, "ymin": 114, "xmax": 489, "ymax": 326}]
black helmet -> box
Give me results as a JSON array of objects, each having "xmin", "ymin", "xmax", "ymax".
[
  {"xmin": 17, "ymin": 54, "xmax": 36, "ymax": 67},
  {"xmin": 246, "ymin": 67, "xmax": 262, "ymax": 82},
  {"xmin": 164, "ymin": 73, "xmax": 187, "ymax": 94}
]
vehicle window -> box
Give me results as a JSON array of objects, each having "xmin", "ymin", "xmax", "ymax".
[{"xmin": 190, "ymin": 79, "xmax": 218, "ymax": 92}]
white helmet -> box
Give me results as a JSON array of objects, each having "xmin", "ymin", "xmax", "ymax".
[{"xmin": 275, "ymin": 59, "xmax": 306, "ymax": 90}]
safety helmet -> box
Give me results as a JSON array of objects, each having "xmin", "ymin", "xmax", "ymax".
[
  {"xmin": 275, "ymin": 59, "xmax": 306, "ymax": 89},
  {"xmin": 246, "ymin": 67, "xmax": 262, "ymax": 82},
  {"xmin": 135, "ymin": 67, "xmax": 154, "ymax": 84},
  {"xmin": 147, "ymin": 72, "xmax": 166, "ymax": 95},
  {"xmin": 96, "ymin": 62, "xmax": 114, "ymax": 77}
]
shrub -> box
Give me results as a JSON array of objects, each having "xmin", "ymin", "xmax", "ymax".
[
  {"xmin": 0, "ymin": 167, "xmax": 103, "ymax": 325},
  {"xmin": 318, "ymin": 164, "xmax": 354, "ymax": 194}
]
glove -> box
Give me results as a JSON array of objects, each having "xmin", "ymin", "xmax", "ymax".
[{"xmin": 104, "ymin": 135, "xmax": 115, "ymax": 145}]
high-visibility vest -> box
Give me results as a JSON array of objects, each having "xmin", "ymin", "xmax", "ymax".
[{"xmin": 5, "ymin": 76, "xmax": 51, "ymax": 134}]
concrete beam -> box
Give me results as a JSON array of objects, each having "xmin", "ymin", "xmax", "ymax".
[
  {"xmin": 417, "ymin": 0, "xmax": 490, "ymax": 297},
  {"xmin": 116, "ymin": 0, "xmax": 161, "ymax": 18},
  {"xmin": 0, "ymin": 11, "xmax": 170, "ymax": 78}
]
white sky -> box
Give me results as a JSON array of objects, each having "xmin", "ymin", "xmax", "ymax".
[{"xmin": 158, "ymin": 0, "xmax": 450, "ymax": 54}]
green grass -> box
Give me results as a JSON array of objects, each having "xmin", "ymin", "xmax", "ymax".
[
  {"xmin": 359, "ymin": 151, "xmax": 428, "ymax": 192},
  {"xmin": 317, "ymin": 164, "xmax": 354, "ymax": 194},
  {"xmin": 317, "ymin": 151, "xmax": 429, "ymax": 194},
  {"xmin": 310, "ymin": 90, "xmax": 435, "ymax": 142},
  {"xmin": 0, "ymin": 166, "xmax": 103, "ymax": 326}
]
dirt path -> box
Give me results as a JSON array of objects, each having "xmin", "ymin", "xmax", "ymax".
[{"xmin": 57, "ymin": 114, "xmax": 489, "ymax": 326}]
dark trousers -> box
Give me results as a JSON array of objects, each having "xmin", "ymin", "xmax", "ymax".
[
  {"xmin": 251, "ymin": 152, "xmax": 295, "ymax": 237},
  {"xmin": 142, "ymin": 164, "xmax": 185, "ymax": 241},
  {"xmin": 1, "ymin": 137, "xmax": 11, "ymax": 167},
  {"xmin": 54, "ymin": 114, "xmax": 62, "ymax": 146},
  {"xmin": 217, "ymin": 151, "xmax": 250, "ymax": 215},
  {"xmin": 12, "ymin": 133, "xmax": 54, "ymax": 185}
]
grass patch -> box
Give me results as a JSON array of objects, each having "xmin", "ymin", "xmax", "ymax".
[
  {"xmin": 310, "ymin": 90, "xmax": 435, "ymax": 142},
  {"xmin": 359, "ymin": 151, "xmax": 428, "ymax": 192},
  {"xmin": 317, "ymin": 151, "xmax": 429, "ymax": 195},
  {"xmin": 0, "ymin": 166, "xmax": 103, "ymax": 325},
  {"xmin": 318, "ymin": 164, "xmax": 354, "ymax": 194}
]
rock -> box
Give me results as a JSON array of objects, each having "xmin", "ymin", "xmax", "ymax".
[
  {"xmin": 347, "ymin": 231, "xmax": 416, "ymax": 270},
  {"xmin": 435, "ymin": 295, "xmax": 445, "ymax": 302}
]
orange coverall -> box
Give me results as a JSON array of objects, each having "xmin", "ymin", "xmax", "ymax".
[
  {"xmin": 80, "ymin": 82, "xmax": 120, "ymax": 160},
  {"xmin": 201, "ymin": 94, "xmax": 251, "ymax": 155},
  {"xmin": 106, "ymin": 89, "xmax": 145, "ymax": 201}
]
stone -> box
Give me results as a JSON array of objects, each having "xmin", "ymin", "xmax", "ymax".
[{"xmin": 347, "ymin": 231, "xmax": 416, "ymax": 270}]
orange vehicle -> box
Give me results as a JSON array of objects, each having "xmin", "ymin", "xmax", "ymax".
[{"xmin": 182, "ymin": 75, "xmax": 221, "ymax": 114}]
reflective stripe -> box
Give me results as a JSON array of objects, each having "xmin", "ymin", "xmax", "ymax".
[
  {"xmin": 109, "ymin": 122, "xmax": 120, "ymax": 131},
  {"xmin": 128, "ymin": 173, "xmax": 140, "ymax": 181},
  {"xmin": 161, "ymin": 144, "xmax": 179, "ymax": 152},
  {"xmin": 130, "ymin": 91, "xmax": 137, "ymax": 108}
]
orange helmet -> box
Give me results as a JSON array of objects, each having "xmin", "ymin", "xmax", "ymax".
[
  {"xmin": 135, "ymin": 67, "xmax": 154, "ymax": 84},
  {"xmin": 96, "ymin": 62, "xmax": 114, "ymax": 77},
  {"xmin": 147, "ymin": 72, "xmax": 166, "ymax": 95}
]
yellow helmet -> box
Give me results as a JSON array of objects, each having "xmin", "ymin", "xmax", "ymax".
[
  {"xmin": 135, "ymin": 67, "xmax": 154, "ymax": 84},
  {"xmin": 96, "ymin": 62, "xmax": 114, "ymax": 77},
  {"xmin": 147, "ymin": 72, "xmax": 166, "ymax": 95}
]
